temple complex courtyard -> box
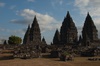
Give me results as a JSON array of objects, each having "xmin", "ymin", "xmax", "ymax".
[{"xmin": 0, "ymin": 57, "xmax": 100, "ymax": 66}]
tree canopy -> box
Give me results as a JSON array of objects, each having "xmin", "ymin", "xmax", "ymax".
[{"xmin": 8, "ymin": 35, "xmax": 22, "ymax": 45}]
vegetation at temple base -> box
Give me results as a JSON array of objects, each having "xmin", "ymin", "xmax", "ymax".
[{"xmin": 8, "ymin": 35, "xmax": 22, "ymax": 45}]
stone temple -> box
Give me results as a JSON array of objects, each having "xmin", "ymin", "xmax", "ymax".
[
  {"xmin": 53, "ymin": 11, "xmax": 100, "ymax": 47},
  {"xmin": 23, "ymin": 11, "xmax": 100, "ymax": 48},
  {"xmin": 1, "ymin": 11, "xmax": 99, "ymax": 58},
  {"xmin": 53, "ymin": 11, "xmax": 78, "ymax": 45},
  {"xmin": 81, "ymin": 13, "xmax": 100, "ymax": 47},
  {"xmin": 23, "ymin": 16, "xmax": 47, "ymax": 46},
  {"xmin": 53, "ymin": 29, "xmax": 60, "ymax": 45}
]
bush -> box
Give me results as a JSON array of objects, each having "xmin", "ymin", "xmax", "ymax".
[{"xmin": 8, "ymin": 35, "xmax": 22, "ymax": 45}]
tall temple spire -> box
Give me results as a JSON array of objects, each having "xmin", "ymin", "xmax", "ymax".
[
  {"xmin": 82, "ymin": 12, "xmax": 98, "ymax": 46},
  {"xmin": 31, "ymin": 15, "xmax": 39, "ymax": 28},
  {"xmin": 86, "ymin": 12, "xmax": 93, "ymax": 22},
  {"xmin": 66, "ymin": 11, "xmax": 71, "ymax": 18},
  {"xmin": 42, "ymin": 37, "xmax": 47, "ymax": 45},
  {"xmin": 30, "ymin": 16, "xmax": 41, "ymax": 44},
  {"xmin": 28, "ymin": 24, "xmax": 30, "ymax": 30},
  {"xmin": 23, "ymin": 16, "xmax": 42, "ymax": 45},
  {"xmin": 60, "ymin": 11, "xmax": 77, "ymax": 44},
  {"xmin": 79, "ymin": 35, "xmax": 82, "ymax": 42},
  {"xmin": 66, "ymin": 11, "xmax": 73, "ymax": 23},
  {"xmin": 23, "ymin": 25, "xmax": 30, "ymax": 44},
  {"xmin": 53, "ymin": 29, "xmax": 60, "ymax": 45}
]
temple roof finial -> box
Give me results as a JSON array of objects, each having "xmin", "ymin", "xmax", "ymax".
[
  {"xmin": 66, "ymin": 11, "xmax": 71, "ymax": 18},
  {"xmin": 87, "ymin": 12, "xmax": 90, "ymax": 17}
]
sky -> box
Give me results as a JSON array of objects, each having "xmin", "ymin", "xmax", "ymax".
[{"xmin": 0, "ymin": 0, "xmax": 100, "ymax": 44}]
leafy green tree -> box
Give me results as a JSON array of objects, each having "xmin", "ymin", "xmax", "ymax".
[{"xmin": 8, "ymin": 35, "xmax": 22, "ymax": 45}]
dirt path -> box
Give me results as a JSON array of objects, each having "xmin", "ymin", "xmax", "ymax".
[{"xmin": 0, "ymin": 57, "xmax": 100, "ymax": 66}]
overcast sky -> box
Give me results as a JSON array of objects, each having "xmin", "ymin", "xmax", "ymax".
[{"xmin": 0, "ymin": 0, "xmax": 100, "ymax": 44}]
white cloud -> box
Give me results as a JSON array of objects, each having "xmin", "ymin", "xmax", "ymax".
[
  {"xmin": 20, "ymin": 9, "xmax": 55, "ymax": 24},
  {"xmin": 74, "ymin": 0, "xmax": 100, "ymax": 38},
  {"xmin": 0, "ymin": 27, "xmax": 25, "ymax": 39},
  {"xmin": 0, "ymin": 39, "xmax": 5, "ymax": 44},
  {"xmin": 10, "ymin": 19, "xmax": 31, "ymax": 25},
  {"xmin": 27, "ymin": 0, "xmax": 35, "ymax": 2},
  {"xmin": 75, "ymin": 0, "xmax": 89, "ymax": 7},
  {"xmin": 74, "ymin": 0, "xmax": 100, "ymax": 16},
  {"xmin": 12, "ymin": 29, "xmax": 25, "ymax": 35},
  {"xmin": 51, "ymin": 0, "xmax": 64, "ymax": 8},
  {"xmin": 15, "ymin": 9, "xmax": 61, "ymax": 33},
  {"xmin": 74, "ymin": 0, "xmax": 100, "ymax": 23},
  {"xmin": 0, "ymin": 2, "xmax": 5, "ymax": 7},
  {"xmin": 0, "ymin": 27, "xmax": 10, "ymax": 32}
]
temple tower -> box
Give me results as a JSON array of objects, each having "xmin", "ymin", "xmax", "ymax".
[
  {"xmin": 23, "ymin": 25, "xmax": 30, "ymax": 44},
  {"xmin": 23, "ymin": 16, "xmax": 42, "ymax": 45},
  {"xmin": 42, "ymin": 37, "xmax": 47, "ymax": 45},
  {"xmin": 82, "ymin": 13, "xmax": 98, "ymax": 46},
  {"xmin": 53, "ymin": 29, "xmax": 60, "ymax": 45},
  {"xmin": 29, "ymin": 16, "xmax": 41, "ymax": 45},
  {"xmin": 60, "ymin": 11, "xmax": 78, "ymax": 44}
]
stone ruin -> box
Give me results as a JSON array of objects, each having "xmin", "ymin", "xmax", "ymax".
[
  {"xmin": 51, "ymin": 11, "xmax": 100, "ymax": 57},
  {"xmin": 13, "ymin": 45, "xmax": 42, "ymax": 59},
  {"xmin": 0, "ymin": 11, "xmax": 100, "ymax": 60}
]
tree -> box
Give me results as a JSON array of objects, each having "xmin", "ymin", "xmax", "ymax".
[{"xmin": 8, "ymin": 35, "xmax": 22, "ymax": 45}]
